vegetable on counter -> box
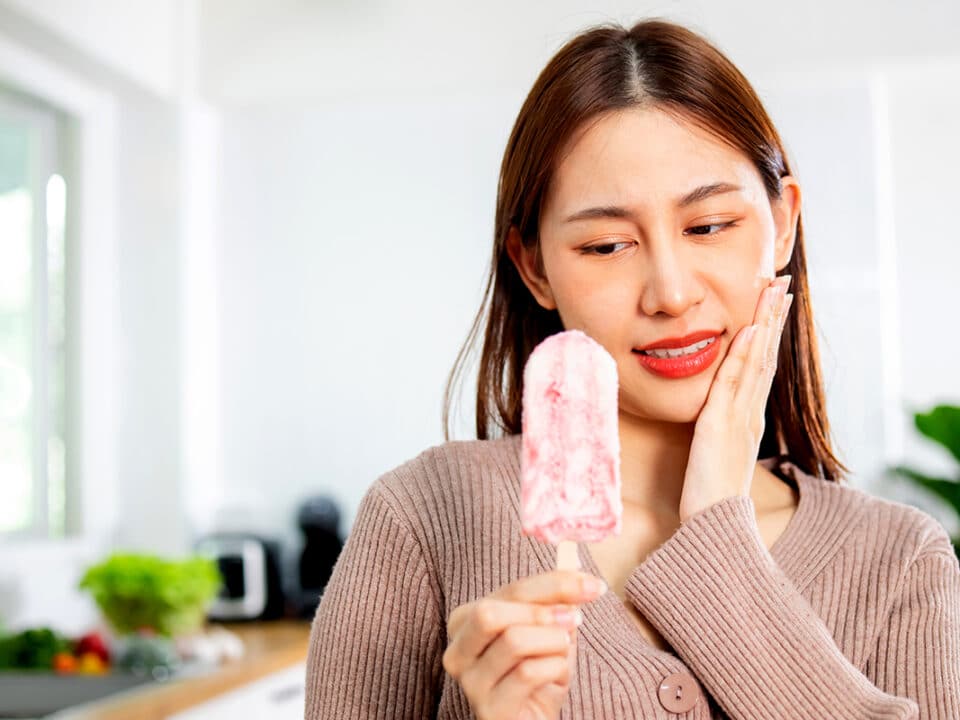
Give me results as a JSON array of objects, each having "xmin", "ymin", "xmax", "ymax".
[
  {"xmin": 75, "ymin": 631, "xmax": 111, "ymax": 664},
  {"xmin": 78, "ymin": 553, "xmax": 222, "ymax": 637},
  {"xmin": 52, "ymin": 652, "xmax": 78, "ymax": 674},
  {"xmin": 0, "ymin": 627, "xmax": 72, "ymax": 671},
  {"xmin": 0, "ymin": 628, "xmax": 114, "ymax": 673}
]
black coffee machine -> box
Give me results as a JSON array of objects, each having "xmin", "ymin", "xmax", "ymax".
[{"xmin": 291, "ymin": 495, "xmax": 344, "ymax": 618}]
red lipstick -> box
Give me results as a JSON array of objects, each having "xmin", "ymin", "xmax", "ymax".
[{"xmin": 633, "ymin": 330, "xmax": 723, "ymax": 379}]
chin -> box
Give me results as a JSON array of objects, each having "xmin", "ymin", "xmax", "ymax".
[
  {"xmin": 651, "ymin": 400, "xmax": 705, "ymax": 424},
  {"xmin": 620, "ymin": 390, "xmax": 709, "ymax": 425}
]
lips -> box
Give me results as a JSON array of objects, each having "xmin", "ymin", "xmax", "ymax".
[
  {"xmin": 632, "ymin": 330, "xmax": 724, "ymax": 379},
  {"xmin": 635, "ymin": 329, "xmax": 723, "ymax": 352}
]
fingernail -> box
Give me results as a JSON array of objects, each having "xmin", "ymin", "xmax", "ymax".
[
  {"xmin": 581, "ymin": 577, "xmax": 607, "ymax": 597},
  {"xmin": 765, "ymin": 285, "xmax": 783, "ymax": 307},
  {"xmin": 554, "ymin": 608, "xmax": 584, "ymax": 626},
  {"xmin": 782, "ymin": 293, "xmax": 794, "ymax": 312}
]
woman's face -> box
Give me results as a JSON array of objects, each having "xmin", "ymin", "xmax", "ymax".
[{"xmin": 508, "ymin": 106, "xmax": 800, "ymax": 424}]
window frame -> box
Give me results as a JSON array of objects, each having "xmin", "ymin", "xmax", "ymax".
[
  {"xmin": 0, "ymin": 31, "xmax": 120, "ymax": 550},
  {"xmin": 0, "ymin": 89, "xmax": 62, "ymax": 539}
]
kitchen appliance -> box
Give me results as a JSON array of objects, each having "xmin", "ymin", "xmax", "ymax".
[
  {"xmin": 291, "ymin": 495, "xmax": 344, "ymax": 618},
  {"xmin": 195, "ymin": 533, "xmax": 286, "ymax": 621}
]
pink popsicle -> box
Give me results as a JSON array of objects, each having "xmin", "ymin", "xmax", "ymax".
[{"xmin": 520, "ymin": 330, "xmax": 622, "ymax": 568}]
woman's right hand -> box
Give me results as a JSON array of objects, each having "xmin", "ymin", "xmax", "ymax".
[{"xmin": 442, "ymin": 570, "xmax": 607, "ymax": 720}]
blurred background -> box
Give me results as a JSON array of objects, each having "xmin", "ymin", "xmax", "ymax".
[{"xmin": 0, "ymin": 0, "xmax": 958, "ymax": 717}]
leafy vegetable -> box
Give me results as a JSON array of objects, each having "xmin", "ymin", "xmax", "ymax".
[
  {"xmin": 0, "ymin": 627, "xmax": 71, "ymax": 670},
  {"xmin": 78, "ymin": 553, "xmax": 222, "ymax": 637}
]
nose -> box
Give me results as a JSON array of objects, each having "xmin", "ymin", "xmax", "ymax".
[{"xmin": 638, "ymin": 237, "xmax": 700, "ymax": 317}]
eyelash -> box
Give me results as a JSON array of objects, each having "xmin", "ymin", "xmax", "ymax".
[{"xmin": 582, "ymin": 222, "xmax": 737, "ymax": 256}]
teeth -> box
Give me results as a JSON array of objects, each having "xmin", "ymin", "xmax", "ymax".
[{"xmin": 642, "ymin": 336, "xmax": 715, "ymax": 359}]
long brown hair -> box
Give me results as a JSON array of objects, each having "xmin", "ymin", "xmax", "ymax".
[{"xmin": 442, "ymin": 19, "xmax": 849, "ymax": 482}]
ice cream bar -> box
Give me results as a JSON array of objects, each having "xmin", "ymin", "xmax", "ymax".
[{"xmin": 520, "ymin": 329, "xmax": 622, "ymax": 567}]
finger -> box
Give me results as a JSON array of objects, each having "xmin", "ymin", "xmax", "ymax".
[
  {"xmin": 709, "ymin": 323, "xmax": 758, "ymax": 400},
  {"xmin": 494, "ymin": 570, "xmax": 606, "ymax": 606},
  {"xmin": 448, "ymin": 596, "xmax": 583, "ymax": 639},
  {"xmin": 738, "ymin": 278, "xmax": 789, "ymax": 405},
  {"xmin": 778, "ymin": 292, "xmax": 793, "ymax": 336},
  {"xmin": 761, "ymin": 280, "xmax": 791, "ymax": 373},
  {"xmin": 755, "ymin": 286, "xmax": 790, "ymax": 385},
  {"xmin": 480, "ymin": 624, "xmax": 574, "ymax": 690},
  {"xmin": 489, "ymin": 655, "xmax": 571, "ymax": 710},
  {"xmin": 566, "ymin": 625, "xmax": 578, "ymax": 682},
  {"xmin": 710, "ymin": 275, "xmax": 790, "ymax": 401},
  {"xmin": 752, "ymin": 292, "xmax": 792, "ymax": 409},
  {"xmin": 445, "ymin": 600, "xmax": 582, "ymax": 674}
]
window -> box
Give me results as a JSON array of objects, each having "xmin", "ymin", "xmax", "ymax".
[{"xmin": 0, "ymin": 87, "xmax": 70, "ymax": 539}]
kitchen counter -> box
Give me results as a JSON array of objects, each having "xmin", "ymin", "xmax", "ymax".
[{"xmin": 55, "ymin": 620, "xmax": 312, "ymax": 720}]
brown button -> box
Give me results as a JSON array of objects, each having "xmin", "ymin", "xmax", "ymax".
[{"xmin": 658, "ymin": 671, "xmax": 702, "ymax": 713}]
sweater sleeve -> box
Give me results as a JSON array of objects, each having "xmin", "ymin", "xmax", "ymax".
[
  {"xmin": 865, "ymin": 528, "xmax": 960, "ymax": 719},
  {"xmin": 304, "ymin": 481, "xmax": 444, "ymax": 719},
  {"xmin": 623, "ymin": 494, "xmax": 944, "ymax": 719}
]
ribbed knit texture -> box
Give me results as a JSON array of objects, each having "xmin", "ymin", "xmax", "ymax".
[{"xmin": 304, "ymin": 434, "xmax": 960, "ymax": 719}]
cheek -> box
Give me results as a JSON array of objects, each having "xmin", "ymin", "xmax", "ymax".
[
  {"xmin": 758, "ymin": 235, "xmax": 777, "ymax": 274},
  {"xmin": 723, "ymin": 276, "xmax": 768, "ymax": 326},
  {"xmin": 545, "ymin": 255, "xmax": 625, "ymax": 312},
  {"xmin": 750, "ymin": 209, "xmax": 780, "ymax": 273},
  {"xmin": 714, "ymin": 243, "xmax": 773, "ymax": 323},
  {"xmin": 556, "ymin": 283, "xmax": 633, "ymax": 337},
  {"xmin": 549, "ymin": 270, "xmax": 635, "ymax": 342}
]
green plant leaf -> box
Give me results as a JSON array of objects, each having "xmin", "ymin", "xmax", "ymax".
[
  {"xmin": 913, "ymin": 405, "xmax": 960, "ymax": 465},
  {"xmin": 890, "ymin": 465, "xmax": 960, "ymax": 513}
]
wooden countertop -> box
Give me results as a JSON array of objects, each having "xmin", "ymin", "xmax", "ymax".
[{"xmin": 61, "ymin": 620, "xmax": 313, "ymax": 720}]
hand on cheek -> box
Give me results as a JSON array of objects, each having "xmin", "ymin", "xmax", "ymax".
[{"xmin": 678, "ymin": 275, "xmax": 793, "ymax": 523}]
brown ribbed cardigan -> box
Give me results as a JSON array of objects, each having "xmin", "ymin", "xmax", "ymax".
[{"xmin": 304, "ymin": 434, "xmax": 960, "ymax": 719}]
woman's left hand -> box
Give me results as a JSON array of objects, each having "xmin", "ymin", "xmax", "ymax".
[{"xmin": 678, "ymin": 274, "xmax": 793, "ymax": 523}]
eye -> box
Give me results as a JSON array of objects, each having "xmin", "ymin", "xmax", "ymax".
[
  {"xmin": 685, "ymin": 222, "xmax": 737, "ymax": 236},
  {"xmin": 582, "ymin": 241, "xmax": 633, "ymax": 256}
]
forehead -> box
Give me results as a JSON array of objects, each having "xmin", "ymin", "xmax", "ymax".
[{"xmin": 545, "ymin": 106, "xmax": 763, "ymax": 214}]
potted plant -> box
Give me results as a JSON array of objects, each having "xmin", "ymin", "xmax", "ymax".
[
  {"xmin": 78, "ymin": 553, "xmax": 222, "ymax": 638},
  {"xmin": 887, "ymin": 404, "xmax": 960, "ymax": 559}
]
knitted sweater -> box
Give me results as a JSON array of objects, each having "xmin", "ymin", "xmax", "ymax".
[{"xmin": 304, "ymin": 434, "xmax": 960, "ymax": 719}]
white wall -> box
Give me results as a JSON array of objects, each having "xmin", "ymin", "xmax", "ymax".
[
  {"xmin": 197, "ymin": 0, "xmax": 960, "ymax": 103},
  {"xmin": 1, "ymin": 0, "xmax": 184, "ymax": 99},
  {"xmin": 216, "ymin": 95, "xmax": 507, "ymax": 539}
]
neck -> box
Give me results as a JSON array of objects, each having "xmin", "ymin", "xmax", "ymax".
[
  {"xmin": 616, "ymin": 411, "xmax": 785, "ymax": 519},
  {"xmin": 617, "ymin": 410, "xmax": 696, "ymax": 517}
]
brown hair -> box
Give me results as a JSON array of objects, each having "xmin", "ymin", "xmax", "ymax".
[{"xmin": 442, "ymin": 19, "xmax": 849, "ymax": 482}]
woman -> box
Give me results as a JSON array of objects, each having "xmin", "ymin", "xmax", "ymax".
[{"xmin": 305, "ymin": 19, "xmax": 960, "ymax": 719}]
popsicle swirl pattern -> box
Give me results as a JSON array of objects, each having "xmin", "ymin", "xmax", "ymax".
[{"xmin": 519, "ymin": 330, "xmax": 623, "ymax": 545}]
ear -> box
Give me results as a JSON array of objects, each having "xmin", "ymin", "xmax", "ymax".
[
  {"xmin": 772, "ymin": 175, "xmax": 801, "ymax": 272},
  {"xmin": 505, "ymin": 226, "xmax": 557, "ymax": 310}
]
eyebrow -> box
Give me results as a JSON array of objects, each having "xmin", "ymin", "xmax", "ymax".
[{"xmin": 563, "ymin": 182, "xmax": 744, "ymax": 223}]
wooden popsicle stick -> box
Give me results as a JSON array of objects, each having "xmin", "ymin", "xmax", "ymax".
[{"xmin": 556, "ymin": 539, "xmax": 581, "ymax": 571}]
